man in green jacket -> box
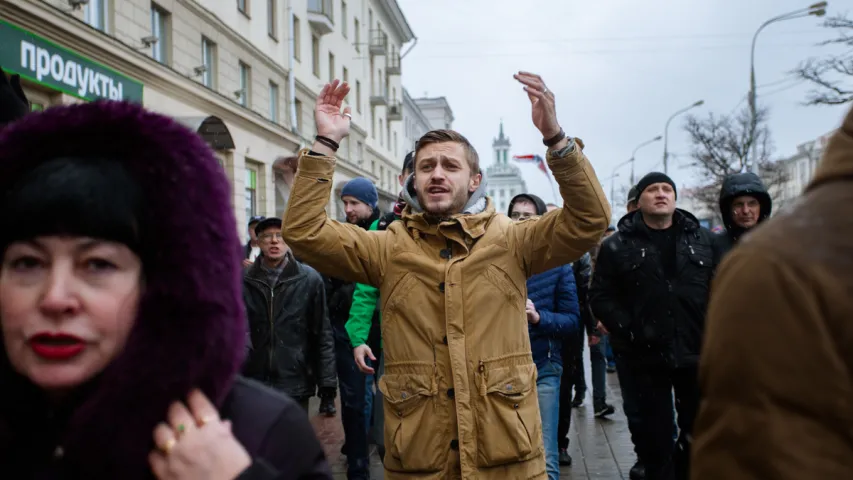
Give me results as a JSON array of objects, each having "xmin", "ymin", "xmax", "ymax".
[{"xmin": 347, "ymin": 151, "xmax": 414, "ymax": 460}]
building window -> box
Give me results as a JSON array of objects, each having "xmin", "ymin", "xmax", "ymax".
[
  {"xmin": 292, "ymin": 15, "xmax": 301, "ymax": 61},
  {"xmin": 245, "ymin": 168, "xmax": 257, "ymax": 219},
  {"xmin": 357, "ymin": 141, "xmax": 363, "ymax": 163},
  {"xmin": 201, "ymin": 37, "xmax": 216, "ymax": 88},
  {"xmin": 328, "ymin": 52, "xmax": 335, "ymax": 83},
  {"xmin": 342, "ymin": 66, "xmax": 349, "ymax": 84},
  {"xmin": 238, "ymin": 0, "xmax": 249, "ymax": 16},
  {"xmin": 84, "ymin": 0, "xmax": 107, "ymax": 31},
  {"xmin": 379, "ymin": 119, "xmax": 384, "ymax": 146},
  {"xmin": 267, "ymin": 0, "xmax": 277, "ymax": 39},
  {"xmin": 354, "ymin": 17, "xmax": 360, "ymax": 52},
  {"xmin": 394, "ymin": 132, "xmax": 398, "ymax": 157},
  {"xmin": 380, "ymin": 165, "xmax": 385, "ymax": 188},
  {"xmin": 269, "ymin": 82, "xmax": 279, "ymax": 123},
  {"xmin": 294, "ymin": 98, "xmax": 303, "ymax": 133},
  {"xmin": 355, "ymin": 80, "xmax": 361, "ymax": 113},
  {"xmin": 238, "ymin": 62, "xmax": 251, "ymax": 107},
  {"xmin": 371, "ymin": 109, "xmax": 375, "ymax": 139},
  {"xmin": 341, "ymin": 1, "xmax": 348, "ymax": 38},
  {"xmin": 311, "ymin": 35, "xmax": 320, "ymax": 77},
  {"xmin": 150, "ymin": 4, "xmax": 169, "ymax": 64}
]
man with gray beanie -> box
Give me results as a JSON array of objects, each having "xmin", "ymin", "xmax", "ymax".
[
  {"xmin": 324, "ymin": 176, "xmax": 380, "ymax": 479},
  {"xmin": 590, "ymin": 171, "xmax": 718, "ymax": 480}
]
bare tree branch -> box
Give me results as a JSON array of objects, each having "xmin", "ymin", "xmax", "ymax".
[{"xmin": 794, "ymin": 13, "xmax": 853, "ymax": 106}]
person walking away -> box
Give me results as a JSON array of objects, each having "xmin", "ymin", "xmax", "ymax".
[
  {"xmin": 349, "ymin": 152, "xmax": 415, "ymax": 463},
  {"xmin": 590, "ymin": 172, "xmax": 718, "ymax": 480},
  {"xmin": 691, "ymin": 104, "xmax": 853, "ymax": 480},
  {"xmin": 509, "ymin": 193, "xmax": 580, "ymax": 480},
  {"xmin": 281, "ymin": 74, "xmax": 611, "ymax": 479},
  {"xmin": 243, "ymin": 216, "xmax": 265, "ymax": 267},
  {"xmin": 324, "ymin": 177, "xmax": 380, "ymax": 479},
  {"xmin": 243, "ymin": 218, "xmax": 337, "ymax": 414},
  {"xmin": 715, "ymin": 172, "xmax": 772, "ymax": 258}
]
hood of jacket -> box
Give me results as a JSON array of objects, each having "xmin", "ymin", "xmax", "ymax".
[
  {"xmin": 718, "ymin": 172, "xmax": 772, "ymax": 240},
  {"xmin": 507, "ymin": 193, "xmax": 547, "ymax": 216},
  {"xmin": 617, "ymin": 208, "xmax": 701, "ymax": 235},
  {"xmin": 807, "ymin": 105, "xmax": 853, "ymax": 193},
  {"xmin": 400, "ymin": 169, "xmax": 489, "ymax": 218},
  {"xmin": 0, "ymin": 101, "xmax": 245, "ymax": 478}
]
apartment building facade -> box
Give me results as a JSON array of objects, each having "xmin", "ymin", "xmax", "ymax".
[{"xmin": 0, "ymin": 0, "xmax": 430, "ymax": 240}]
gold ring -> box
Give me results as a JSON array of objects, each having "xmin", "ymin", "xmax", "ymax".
[{"xmin": 160, "ymin": 438, "xmax": 176, "ymax": 455}]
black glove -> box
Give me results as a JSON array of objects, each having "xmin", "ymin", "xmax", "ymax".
[
  {"xmin": 0, "ymin": 66, "xmax": 30, "ymax": 127},
  {"xmin": 318, "ymin": 386, "xmax": 337, "ymax": 399}
]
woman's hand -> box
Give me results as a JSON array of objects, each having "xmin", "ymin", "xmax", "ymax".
[{"xmin": 149, "ymin": 389, "xmax": 252, "ymax": 480}]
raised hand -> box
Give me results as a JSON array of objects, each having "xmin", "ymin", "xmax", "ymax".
[
  {"xmin": 314, "ymin": 80, "xmax": 352, "ymax": 143},
  {"xmin": 0, "ymin": 65, "xmax": 30, "ymax": 126},
  {"xmin": 513, "ymin": 72, "xmax": 561, "ymax": 140}
]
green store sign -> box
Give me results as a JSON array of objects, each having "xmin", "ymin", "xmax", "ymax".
[{"xmin": 0, "ymin": 20, "xmax": 143, "ymax": 103}]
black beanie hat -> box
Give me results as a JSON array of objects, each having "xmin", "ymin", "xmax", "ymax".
[{"xmin": 636, "ymin": 172, "xmax": 677, "ymax": 199}]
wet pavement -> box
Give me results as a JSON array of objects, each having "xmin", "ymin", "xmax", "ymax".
[{"xmin": 308, "ymin": 353, "xmax": 636, "ymax": 479}]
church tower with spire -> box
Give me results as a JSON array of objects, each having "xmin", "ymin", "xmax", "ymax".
[{"xmin": 486, "ymin": 121, "xmax": 527, "ymax": 214}]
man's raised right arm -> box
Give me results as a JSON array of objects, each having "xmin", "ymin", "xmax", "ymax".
[{"xmin": 281, "ymin": 80, "xmax": 385, "ymax": 287}]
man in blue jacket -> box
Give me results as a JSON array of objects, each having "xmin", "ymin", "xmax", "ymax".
[{"xmin": 509, "ymin": 193, "xmax": 581, "ymax": 480}]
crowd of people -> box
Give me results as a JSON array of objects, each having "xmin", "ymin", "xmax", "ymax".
[{"xmin": 0, "ymin": 63, "xmax": 851, "ymax": 480}]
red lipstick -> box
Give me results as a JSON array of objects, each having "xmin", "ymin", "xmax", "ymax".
[{"xmin": 29, "ymin": 333, "xmax": 86, "ymax": 360}]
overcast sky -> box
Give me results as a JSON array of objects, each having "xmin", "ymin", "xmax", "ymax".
[{"xmin": 397, "ymin": 0, "xmax": 850, "ymax": 217}]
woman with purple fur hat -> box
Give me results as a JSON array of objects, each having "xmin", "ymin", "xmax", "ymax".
[{"xmin": 0, "ymin": 70, "xmax": 332, "ymax": 479}]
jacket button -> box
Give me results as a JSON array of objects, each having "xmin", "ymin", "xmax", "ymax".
[
  {"xmin": 440, "ymin": 249, "xmax": 452, "ymax": 259},
  {"xmin": 513, "ymin": 403, "xmax": 519, "ymax": 409},
  {"xmin": 450, "ymin": 439, "xmax": 459, "ymax": 450},
  {"xmin": 442, "ymin": 336, "xmax": 448, "ymax": 345},
  {"xmin": 438, "ymin": 282, "xmax": 445, "ymax": 292},
  {"xmin": 447, "ymin": 388, "xmax": 455, "ymax": 398}
]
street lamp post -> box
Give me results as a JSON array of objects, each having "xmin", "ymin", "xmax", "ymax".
[
  {"xmin": 748, "ymin": 2, "xmax": 827, "ymax": 175},
  {"xmin": 663, "ymin": 100, "xmax": 704, "ymax": 175},
  {"xmin": 608, "ymin": 158, "xmax": 633, "ymax": 213},
  {"xmin": 630, "ymin": 135, "xmax": 663, "ymax": 185}
]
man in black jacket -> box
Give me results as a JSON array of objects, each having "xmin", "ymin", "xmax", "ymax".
[
  {"xmin": 324, "ymin": 177, "xmax": 380, "ymax": 480},
  {"xmin": 590, "ymin": 172, "xmax": 718, "ymax": 480},
  {"xmin": 243, "ymin": 217, "xmax": 337, "ymax": 413},
  {"xmin": 716, "ymin": 172, "xmax": 772, "ymax": 257}
]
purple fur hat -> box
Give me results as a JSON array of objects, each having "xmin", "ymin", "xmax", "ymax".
[{"xmin": 0, "ymin": 101, "xmax": 245, "ymax": 478}]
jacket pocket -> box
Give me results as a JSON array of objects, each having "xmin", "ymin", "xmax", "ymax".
[
  {"xmin": 474, "ymin": 360, "xmax": 541, "ymax": 467},
  {"xmin": 378, "ymin": 373, "xmax": 445, "ymax": 473},
  {"xmin": 483, "ymin": 265, "xmax": 524, "ymax": 313}
]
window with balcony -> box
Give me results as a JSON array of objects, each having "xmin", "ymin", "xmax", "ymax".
[
  {"xmin": 269, "ymin": 82, "xmax": 279, "ymax": 123},
  {"xmin": 354, "ymin": 18, "xmax": 360, "ymax": 52},
  {"xmin": 307, "ymin": 0, "xmax": 334, "ymax": 35},
  {"xmin": 150, "ymin": 4, "xmax": 170, "ymax": 64},
  {"xmin": 84, "ymin": 0, "xmax": 107, "ymax": 32},
  {"xmin": 293, "ymin": 15, "xmax": 301, "ymax": 61},
  {"xmin": 311, "ymin": 34, "xmax": 320, "ymax": 77},
  {"xmin": 328, "ymin": 52, "xmax": 335, "ymax": 83},
  {"xmin": 201, "ymin": 37, "xmax": 216, "ymax": 88},
  {"xmin": 341, "ymin": 1, "xmax": 348, "ymax": 38},
  {"xmin": 238, "ymin": 62, "xmax": 251, "ymax": 107},
  {"xmin": 238, "ymin": 0, "xmax": 249, "ymax": 17},
  {"xmin": 267, "ymin": 0, "xmax": 277, "ymax": 39}
]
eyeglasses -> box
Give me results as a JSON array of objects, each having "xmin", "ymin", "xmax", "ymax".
[
  {"xmin": 510, "ymin": 212, "xmax": 534, "ymax": 221},
  {"xmin": 259, "ymin": 232, "xmax": 283, "ymax": 241}
]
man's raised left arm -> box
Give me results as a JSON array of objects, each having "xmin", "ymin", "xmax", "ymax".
[{"xmin": 508, "ymin": 72, "xmax": 611, "ymax": 276}]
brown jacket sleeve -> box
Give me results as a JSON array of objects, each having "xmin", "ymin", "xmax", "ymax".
[
  {"xmin": 692, "ymin": 247, "xmax": 853, "ymax": 480},
  {"xmin": 509, "ymin": 141, "xmax": 611, "ymax": 277},
  {"xmin": 281, "ymin": 150, "xmax": 385, "ymax": 287}
]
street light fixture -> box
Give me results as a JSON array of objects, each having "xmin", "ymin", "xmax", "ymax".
[
  {"xmin": 663, "ymin": 100, "xmax": 704, "ymax": 175},
  {"xmin": 630, "ymin": 135, "xmax": 663, "ymax": 185},
  {"xmin": 747, "ymin": 2, "xmax": 828, "ymax": 174},
  {"xmin": 609, "ymin": 158, "xmax": 633, "ymax": 213}
]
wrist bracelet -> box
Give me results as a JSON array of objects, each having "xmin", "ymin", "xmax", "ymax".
[
  {"xmin": 315, "ymin": 135, "xmax": 340, "ymax": 151},
  {"xmin": 543, "ymin": 129, "xmax": 566, "ymax": 147}
]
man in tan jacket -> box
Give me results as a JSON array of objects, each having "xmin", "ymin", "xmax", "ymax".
[
  {"xmin": 691, "ymin": 105, "xmax": 853, "ymax": 479},
  {"xmin": 282, "ymin": 74, "xmax": 610, "ymax": 479}
]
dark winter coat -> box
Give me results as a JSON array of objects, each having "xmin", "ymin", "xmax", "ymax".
[
  {"xmin": 590, "ymin": 209, "xmax": 719, "ymax": 368},
  {"xmin": 0, "ymin": 101, "xmax": 331, "ymax": 479},
  {"xmin": 716, "ymin": 172, "xmax": 772, "ymax": 257},
  {"xmin": 527, "ymin": 264, "xmax": 581, "ymax": 369},
  {"xmin": 244, "ymin": 252, "xmax": 336, "ymax": 399},
  {"xmin": 572, "ymin": 252, "xmax": 598, "ymax": 335}
]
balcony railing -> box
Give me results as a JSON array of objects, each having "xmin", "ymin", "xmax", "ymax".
[
  {"xmin": 369, "ymin": 30, "xmax": 388, "ymax": 55},
  {"xmin": 307, "ymin": 0, "xmax": 334, "ymax": 35},
  {"xmin": 387, "ymin": 53, "xmax": 401, "ymax": 76},
  {"xmin": 387, "ymin": 102, "xmax": 402, "ymax": 121},
  {"xmin": 370, "ymin": 86, "xmax": 388, "ymax": 106}
]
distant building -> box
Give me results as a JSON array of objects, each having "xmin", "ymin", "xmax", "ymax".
[
  {"xmin": 771, "ymin": 132, "xmax": 832, "ymax": 213},
  {"xmin": 486, "ymin": 122, "xmax": 527, "ymax": 214},
  {"xmin": 413, "ymin": 96, "xmax": 454, "ymax": 130},
  {"xmin": 401, "ymin": 88, "xmax": 432, "ymax": 154}
]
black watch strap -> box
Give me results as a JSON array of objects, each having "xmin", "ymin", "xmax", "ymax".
[{"xmin": 543, "ymin": 129, "xmax": 566, "ymax": 147}]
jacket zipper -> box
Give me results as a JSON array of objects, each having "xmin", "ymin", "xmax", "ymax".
[{"xmin": 268, "ymin": 286, "xmax": 275, "ymax": 375}]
